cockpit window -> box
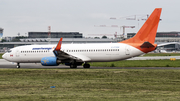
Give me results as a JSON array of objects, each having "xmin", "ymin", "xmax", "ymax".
[{"xmin": 7, "ymin": 50, "xmax": 12, "ymax": 53}]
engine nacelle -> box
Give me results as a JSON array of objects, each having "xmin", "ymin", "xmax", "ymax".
[{"xmin": 41, "ymin": 57, "xmax": 59, "ymax": 66}]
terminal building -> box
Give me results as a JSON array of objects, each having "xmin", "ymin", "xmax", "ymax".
[
  {"xmin": 1, "ymin": 31, "xmax": 180, "ymax": 53},
  {"xmin": 0, "ymin": 31, "xmax": 115, "ymax": 52},
  {"xmin": 28, "ymin": 32, "xmax": 83, "ymax": 38}
]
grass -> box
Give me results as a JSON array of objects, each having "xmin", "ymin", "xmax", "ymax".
[
  {"xmin": 0, "ymin": 53, "xmax": 3, "ymax": 59},
  {"xmin": 0, "ymin": 69, "xmax": 180, "ymax": 100},
  {"xmin": 91, "ymin": 59, "xmax": 180, "ymax": 67}
]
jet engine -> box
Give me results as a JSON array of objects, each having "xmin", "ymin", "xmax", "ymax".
[{"xmin": 41, "ymin": 57, "xmax": 59, "ymax": 66}]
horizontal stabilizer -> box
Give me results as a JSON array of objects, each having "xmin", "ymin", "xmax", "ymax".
[{"xmin": 140, "ymin": 42, "xmax": 155, "ymax": 48}]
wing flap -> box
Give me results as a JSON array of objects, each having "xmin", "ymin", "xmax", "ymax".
[{"xmin": 71, "ymin": 54, "xmax": 91, "ymax": 61}]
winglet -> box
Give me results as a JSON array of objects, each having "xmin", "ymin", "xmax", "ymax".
[{"xmin": 54, "ymin": 37, "xmax": 63, "ymax": 51}]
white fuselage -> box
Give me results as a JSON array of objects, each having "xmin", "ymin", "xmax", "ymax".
[{"xmin": 2, "ymin": 43, "xmax": 144, "ymax": 63}]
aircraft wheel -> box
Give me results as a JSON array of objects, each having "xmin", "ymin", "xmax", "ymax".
[
  {"xmin": 16, "ymin": 65, "xmax": 20, "ymax": 68},
  {"xmin": 83, "ymin": 64, "xmax": 90, "ymax": 68},
  {"xmin": 17, "ymin": 63, "xmax": 20, "ymax": 68}
]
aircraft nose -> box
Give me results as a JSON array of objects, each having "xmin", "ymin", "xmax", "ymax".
[{"xmin": 2, "ymin": 53, "xmax": 6, "ymax": 59}]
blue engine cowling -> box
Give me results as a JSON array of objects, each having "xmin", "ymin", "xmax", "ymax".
[{"xmin": 41, "ymin": 57, "xmax": 59, "ymax": 66}]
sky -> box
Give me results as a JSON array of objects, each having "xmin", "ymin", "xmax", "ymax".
[{"xmin": 0, "ymin": 0, "xmax": 180, "ymax": 38}]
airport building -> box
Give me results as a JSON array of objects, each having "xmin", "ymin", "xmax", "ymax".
[
  {"xmin": 0, "ymin": 38, "xmax": 116, "ymax": 52},
  {"xmin": 1, "ymin": 31, "xmax": 180, "ymax": 53},
  {"xmin": 0, "ymin": 31, "xmax": 116, "ymax": 52},
  {"xmin": 28, "ymin": 32, "xmax": 83, "ymax": 38}
]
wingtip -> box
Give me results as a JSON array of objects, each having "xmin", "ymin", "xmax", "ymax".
[{"xmin": 54, "ymin": 37, "xmax": 63, "ymax": 51}]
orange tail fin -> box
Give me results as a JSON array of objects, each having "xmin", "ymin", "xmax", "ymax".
[{"xmin": 120, "ymin": 8, "xmax": 162, "ymax": 44}]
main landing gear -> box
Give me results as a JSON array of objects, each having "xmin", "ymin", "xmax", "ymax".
[
  {"xmin": 17, "ymin": 63, "xmax": 20, "ymax": 68},
  {"xmin": 83, "ymin": 63, "xmax": 90, "ymax": 68},
  {"xmin": 69, "ymin": 62, "xmax": 90, "ymax": 68}
]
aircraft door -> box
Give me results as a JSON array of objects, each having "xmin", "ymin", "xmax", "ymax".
[
  {"xmin": 15, "ymin": 48, "xmax": 21, "ymax": 61},
  {"xmin": 125, "ymin": 45, "xmax": 130, "ymax": 55},
  {"xmin": 16, "ymin": 48, "xmax": 20, "ymax": 57}
]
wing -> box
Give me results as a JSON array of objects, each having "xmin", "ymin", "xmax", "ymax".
[{"xmin": 53, "ymin": 38, "xmax": 91, "ymax": 62}]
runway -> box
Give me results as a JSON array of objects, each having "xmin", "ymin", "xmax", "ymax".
[{"xmin": 1, "ymin": 59, "xmax": 180, "ymax": 69}]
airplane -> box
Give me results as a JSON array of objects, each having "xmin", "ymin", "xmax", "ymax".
[{"xmin": 2, "ymin": 8, "xmax": 162, "ymax": 68}]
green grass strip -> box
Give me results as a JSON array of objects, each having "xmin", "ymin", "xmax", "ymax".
[
  {"xmin": 0, "ymin": 53, "xmax": 3, "ymax": 59},
  {"xmin": 0, "ymin": 69, "xmax": 180, "ymax": 100},
  {"xmin": 91, "ymin": 59, "xmax": 180, "ymax": 67}
]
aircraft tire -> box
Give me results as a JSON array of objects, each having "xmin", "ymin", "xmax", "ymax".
[
  {"xmin": 17, "ymin": 63, "xmax": 20, "ymax": 68},
  {"xmin": 16, "ymin": 65, "xmax": 20, "ymax": 68},
  {"xmin": 83, "ymin": 64, "xmax": 90, "ymax": 68}
]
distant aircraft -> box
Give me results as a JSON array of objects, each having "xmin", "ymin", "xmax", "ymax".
[{"xmin": 2, "ymin": 8, "xmax": 162, "ymax": 68}]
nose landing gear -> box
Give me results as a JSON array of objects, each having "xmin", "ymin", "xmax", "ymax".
[{"xmin": 17, "ymin": 63, "xmax": 20, "ymax": 68}]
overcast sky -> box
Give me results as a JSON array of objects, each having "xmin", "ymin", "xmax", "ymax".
[{"xmin": 0, "ymin": 0, "xmax": 180, "ymax": 37}]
